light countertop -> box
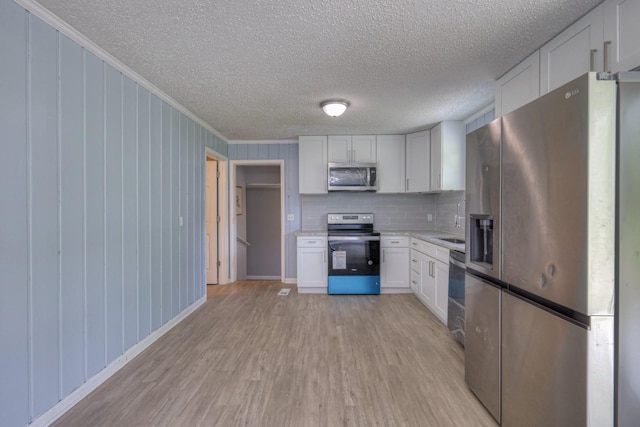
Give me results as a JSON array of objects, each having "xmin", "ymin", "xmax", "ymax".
[{"xmin": 296, "ymin": 229, "xmax": 465, "ymax": 252}]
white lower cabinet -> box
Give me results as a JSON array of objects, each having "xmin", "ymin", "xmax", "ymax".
[
  {"xmin": 410, "ymin": 237, "xmax": 449, "ymax": 325},
  {"xmin": 296, "ymin": 236, "xmax": 327, "ymax": 293},
  {"xmin": 380, "ymin": 236, "xmax": 410, "ymax": 291}
]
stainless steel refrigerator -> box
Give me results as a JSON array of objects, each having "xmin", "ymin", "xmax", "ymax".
[{"xmin": 464, "ymin": 72, "xmax": 640, "ymax": 426}]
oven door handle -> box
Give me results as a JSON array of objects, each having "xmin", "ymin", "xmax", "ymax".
[
  {"xmin": 328, "ymin": 236, "xmax": 381, "ymax": 241},
  {"xmin": 449, "ymin": 258, "xmax": 466, "ymax": 269}
]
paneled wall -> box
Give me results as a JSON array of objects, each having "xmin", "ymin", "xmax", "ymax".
[
  {"xmin": 0, "ymin": 2, "xmax": 227, "ymax": 426},
  {"xmin": 227, "ymin": 143, "xmax": 300, "ymax": 279}
]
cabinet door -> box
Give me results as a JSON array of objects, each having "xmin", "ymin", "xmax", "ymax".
[
  {"xmin": 297, "ymin": 247, "xmax": 327, "ymax": 288},
  {"xmin": 430, "ymin": 124, "xmax": 443, "ymax": 191},
  {"xmin": 376, "ymin": 135, "xmax": 405, "ymax": 193},
  {"xmin": 434, "ymin": 260, "xmax": 449, "ymax": 324},
  {"xmin": 328, "ymin": 135, "xmax": 351, "ymax": 162},
  {"xmin": 405, "ymin": 130, "xmax": 430, "ymax": 192},
  {"xmin": 603, "ymin": 0, "xmax": 640, "ymax": 72},
  {"xmin": 419, "ymin": 256, "xmax": 435, "ymax": 306},
  {"xmin": 495, "ymin": 50, "xmax": 540, "ymax": 117},
  {"xmin": 299, "ymin": 136, "xmax": 328, "ymax": 194},
  {"xmin": 381, "ymin": 247, "xmax": 409, "ymax": 288},
  {"xmin": 351, "ymin": 135, "xmax": 376, "ymax": 163},
  {"xmin": 540, "ymin": 5, "xmax": 604, "ymax": 95}
]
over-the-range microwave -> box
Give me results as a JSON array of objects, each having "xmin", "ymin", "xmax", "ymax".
[{"xmin": 327, "ymin": 163, "xmax": 377, "ymax": 192}]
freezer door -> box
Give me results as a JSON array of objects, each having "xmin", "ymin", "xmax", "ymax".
[
  {"xmin": 501, "ymin": 72, "xmax": 616, "ymax": 315},
  {"xmin": 502, "ymin": 291, "xmax": 613, "ymax": 427},
  {"xmin": 464, "ymin": 272, "xmax": 501, "ymax": 423},
  {"xmin": 465, "ymin": 119, "xmax": 501, "ymax": 280}
]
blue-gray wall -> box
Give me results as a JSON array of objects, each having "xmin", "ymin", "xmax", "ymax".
[
  {"xmin": 466, "ymin": 109, "xmax": 496, "ymax": 134},
  {"xmin": 228, "ymin": 143, "xmax": 300, "ymax": 279},
  {"xmin": 0, "ymin": 2, "xmax": 227, "ymax": 425}
]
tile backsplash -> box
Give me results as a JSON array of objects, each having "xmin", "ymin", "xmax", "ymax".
[
  {"xmin": 434, "ymin": 191, "xmax": 466, "ymax": 237},
  {"xmin": 301, "ymin": 191, "xmax": 466, "ymax": 236},
  {"xmin": 301, "ymin": 193, "xmax": 436, "ymax": 230}
]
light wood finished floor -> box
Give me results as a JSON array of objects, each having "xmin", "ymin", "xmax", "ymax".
[{"xmin": 54, "ymin": 281, "xmax": 497, "ymax": 427}]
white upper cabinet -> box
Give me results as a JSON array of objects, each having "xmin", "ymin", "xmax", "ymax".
[
  {"xmin": 603, "ymin": 0, "xmax": 640, "ymax": 73},
  {"xmin": 351, "ymin": 135, "xmax": 377, "ymax": 163},
  {"xmin": 327, "ymin": 135, "xmax": 350, "ymax": 162},
  {"xmin": 495, "ymin": 50, "xmax": 540, "ymax": 117},
  {"xmin": 405, "ymin": 130, "xmax": 430, "ymax": 193},
  {"xmin": 328, "ymin": 135, "xmax": 376, "ymax": 163},
  {"xmin": 376, "ymin": 135, "xmax": 406, "ymax": 193},
  {"xmin": 430, "ymin": 121, "xmax": 465, "ymax": 192},
  {"xmin": 299, "ymin": 136, "xmax": 328, "ymax": 194},
  {"xmin": 539, "ymin": 5, "xmax": 604, "ymax": 95}
]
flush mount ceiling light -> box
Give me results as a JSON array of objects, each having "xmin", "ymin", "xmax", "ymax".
[{"xmin": 321, "ymin": 100, "xmax": 349, "ymax": 117}]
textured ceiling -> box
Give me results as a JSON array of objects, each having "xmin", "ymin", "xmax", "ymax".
[{"xmin": 36, "ymin": 0, "xmax": 602, "ymax": 140}]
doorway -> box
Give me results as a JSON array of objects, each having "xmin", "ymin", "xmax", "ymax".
[
  {"xmin": 231, "ymin": 160, "xmax": 285, "ymax": 282},
  {"xmin": 205, "ymin": 149, "xmax": 229, "ymax": 285}
]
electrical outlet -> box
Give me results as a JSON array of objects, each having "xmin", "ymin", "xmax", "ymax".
[
  {"xmin": 287, "ymin": 214, "xmax": 294, "ymax": 221},
  {"xmin": 427, "ymin": 214, "xmax": 433, "ymax": 222}
]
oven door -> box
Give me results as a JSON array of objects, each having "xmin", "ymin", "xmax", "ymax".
[{"xmin": 327, "ymin": 236, "xmax": 380, "ymax": 276}]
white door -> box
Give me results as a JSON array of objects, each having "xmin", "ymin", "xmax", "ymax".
[{"xmin": 206, "ymin": 158, "xmax": 218, "ymax": 284}]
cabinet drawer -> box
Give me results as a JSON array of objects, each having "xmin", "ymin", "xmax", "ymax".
[
  {"xmin": 381, "ymin": 236, "xmax": 409, "ymax": 247},
  {"xmin": 434, "ymin": 246, "xmax": 450, "ymax": 264},
  {"xmin": 297, "ymin": 236, "xmax": 327, "ymax": 248},
  {"xmin": 410, "ymin": 238, "xmax": 437, "ymax": 257},
  {"xmin": 410, "ymin": 269, "xmax": 421, "ymax": 292},
  {"xmin": 410, "ymin": 249, "xmax": 421, "ymax": 272}
]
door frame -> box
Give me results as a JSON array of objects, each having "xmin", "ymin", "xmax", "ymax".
[
  {"xmin": 205, "ymin": 148, "xmax": 230, "ymax": 285},
  {"xmin": 230, "ymin": 160, "xmax": 285, "ymax": 283}
]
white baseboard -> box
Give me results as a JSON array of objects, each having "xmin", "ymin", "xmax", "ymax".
[
  {"xmin": 297, "ymin": 287, "xmax": 328, "ymax": 294},
  {"xmin": 29, "ymin": 296, "xmax": 207, "ymax": 427},
  {"xmin": 246, "ymin": 275, "xmax": 280, "ymax": 280},
  {"xmin": 283, "ymin": 278, "xmax": 297, "ymax": 285},
  {"xmin": 381, "ymin": 287, "xmax": 412, "ymax": 294}
]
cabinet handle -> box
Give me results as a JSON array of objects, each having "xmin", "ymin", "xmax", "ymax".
[
  {"xmin": 382, "ymin": 252, "xmax": 385, "ymax": 263},
  {"xmin": 406, "ymin": 178, "xmax": 409, "ymax": 191},
  {"xmin": 323, "ymin": 250, "xmax": 326, "ymax": 263},
  {"xmin": 412, "ymin": 259, "xmax": 417, "ymax": 263},
  {"xmin": 390, "ymin": 240, "xmax": 400, "ymax": 244},
  {"xmin": 603, "ymin": 41, "xmax": 612, "ymax": 73},
  {"xmin": 590, "ymin": 49, "xmax": 597, "ymax": 72},
  {"xmin": 307, "ymin": 240, "xmax": 317, "ymax": 244},
  {"xmin": 412, "ymin": 280, "xmax": 418, "ymax": 285},
  {"xmin": 429, "ymin": 261, "xmax": 434, "ymax": 277}
]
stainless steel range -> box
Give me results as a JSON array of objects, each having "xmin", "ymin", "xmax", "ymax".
[{"xmin": 327, "ymin": 213, "xmax": 380, "ymax": 295}]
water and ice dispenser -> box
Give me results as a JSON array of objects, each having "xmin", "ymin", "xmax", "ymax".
[{"xmin": 469, "ymin": 214, "xmax": 494, "ymax": 268}]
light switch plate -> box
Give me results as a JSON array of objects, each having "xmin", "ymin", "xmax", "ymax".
[
  {"xmin": 287, "ymin": 214, "xmax": 294, "ymax": 221},
  {"xmin": 427, "ymin": 214, "xmax": 433, "ymax": 221}
]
